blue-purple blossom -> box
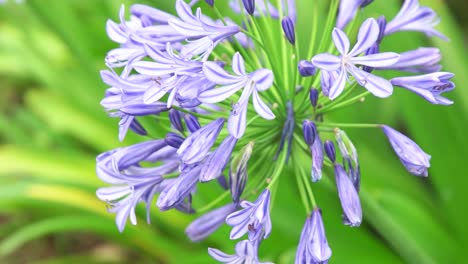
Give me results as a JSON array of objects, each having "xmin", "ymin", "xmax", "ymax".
[
  {"xmin": 205, "ymin": 0, "xmax": 214, "ymax": 6},
  {"xmin": 96, "ymin": 140, "xmax": 179, "ymax": 231},
  {"xmin": 391, "ymin": 72, "xmax": 454, "ymax": 105},
  {"xmin": 336, "ymin": 0, "xmax": 374, "ymax": 29},
  {"xmin": 382, "ymin": 125, "xmax": 431, "ymax": 176},
  {"xmin": 334, "ymin": 164, "xmax": 362, "ymax": 227},
  {"xmin": 298, "ymin": 60, "xmax": 316, "ymax": 77},
  {"xmin": 200, "ymin": 135, "xmax": 238, "ymax": 182},
  {"xmin": 242, "ymin": 0, "xmax": 255, "ymax": 15},
  {"xmin": 169, "ymin": 109, "xmax": 184, "ymax": 133},
  {"xmin": 200, "ymin": 52, "xmax": 275, "ymax": 138},
  {"xmin": 295, "ymin": 209, "xmax": 332, "ymax": 264},
  {"xmin": 226, "ymin": 189, "xmax": 272, "ymax": 241},
  {"xmin": 385, "ymin": 0, "xmax": 447, "ymax": 40},
  {"xmin": 209, "ymin": 240, "xmax": 273, "ymax": 264},
  {"xmin": 377, "ymin": 47, "xmax": 442, "ymax": 73},
  {"xmin": 177, "ymin": 118, "xmax": 225, "ymax": 165},
  {"xmin": 157, "ymin": 166, "xmax": 201, "ymax": 211},
  {"xmin": 282, "ymin": 16, "xmax": 296, "ymax": 45},
  {"xmin": 165, "ymin": 132, "xmax": 185, "ymax": 148},
  {"xmin": 312, "ymin": 18, "xmax": 400, "ymax": 99},
  {"xmin": 186, "ymin": 203, "xmax": 237, "ymax": 241}
]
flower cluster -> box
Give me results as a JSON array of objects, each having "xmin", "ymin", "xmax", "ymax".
[{"xmin": 96, "ymin": 0, "xmax": 454, "ymax": 262}]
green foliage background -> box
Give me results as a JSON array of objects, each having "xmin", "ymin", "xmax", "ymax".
[{"xmin": 0, "ymin": 0, "xmax": 466, "ymax": 263}]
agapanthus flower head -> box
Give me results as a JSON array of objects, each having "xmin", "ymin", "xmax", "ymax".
[
  {"xmin": 382, "ymin": 125, "xmax": 431, "ymax": 176},
  {"xmin": 97, "ymin": 0, "xmax": 453, "ymax": 262}
]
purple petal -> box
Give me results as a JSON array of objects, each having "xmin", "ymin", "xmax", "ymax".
[
  {"xmin": 252, "ymin": 90, "xmax": 275, "ymax": 120},
  {"xmin": 332, "ymin": 28, "xmax": 350, "ymax": 55},
  {"xmin": 350, "ymin": 52, "xmax": 400, "ymax": 67},
  {"xmin": 349, "ymin": 18, "xmax": 380, "ymax": 56},
  {"xmin": 311, "ymin": 53, "xmax": 341, "ymax": 72}
]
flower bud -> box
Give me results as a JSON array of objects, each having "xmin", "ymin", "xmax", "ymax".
[
  {"xmin": 229, "ymin": 141, "xmax": 254, "ymax": 203},
  {"xmin": 302, "ymin": 120, "xmax": 317, "ymax": 146},
  {"xmin": 309, "ymin": 88, "xmax": 319, "ymax": 108},
  {"xmin": 298, "ymin": 60, "xmax": 316, "ymax": 77},
  {"xmin": 184, "ymin": 113, "xmax": 201, "ymax": 133},
  {"xmin": 281, "ymin": 16, "xmax": 296, "ymax": 45},
  {"xmin": 205, "ymin": 0, "xmax": 214, "ymax": 6},
  {"xmin": 242, "ymin": 0, "xmax": 255, "ymax": 15},
  {"xmin": 165, "ymin": 132, "xmax": 185, "ymax": 149},
  {"xmin": 324, "ymin": 140, "xmax": 336, "ymax": 163}
]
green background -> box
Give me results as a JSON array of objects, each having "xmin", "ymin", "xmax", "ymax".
[{"xmin": 0, "ymin": 0, "xmax": 467, "ymax": 263}]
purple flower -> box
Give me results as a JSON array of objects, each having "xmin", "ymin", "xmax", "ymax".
[
  {"xmin": 385, "ymin": 0, "xmax": 447, "ymax": 40},
  {"xmin": 226, "ymin": 189, "xmax": 272, "ymax": 241},
  {"xmin": 282, "ymin": 16, "xmax": 296, "ymax": 45},
  {"xmin": 177, "ymin": 118, "xmax": 225, "ymax": 165},
  {"xmin": 298, "ymin": 60, "xmax": 316, "ymax": 77},
  {"xmin": 209, "ymin": 240, "xmax": 273, "ymax": 264},
  {"xmin": 200, "ymin": 135, "xmax": 238, "ymax": 182},
  {"xmin": 169, "ymin": 0, "xmax": 240, "ymax": 57},
  {"xmin": 96, "ymin": 141, "xmax": 180, "ymax": 231},
  {"xmin": 391, "ymin": 72, "xmax": 454, "ymax": 105},
  {"xmin": 230, "ymin": 142, "xmax": 254, "ymax": 203},
  {"xmin": 186, "ymin": 203, "xmax": 238, "ymax": 241},
  {"xmin": 335, "ymin": 164, "xmax": 362, "ymax": 227},
  {"xmin": 312, "ymin": 18, "xmax": 400, "ymax": 99},
  {"xmin": 381, "ymin": 125, "xmax": 431, "ymax": 176},
  {"xmin": 200, "ymin": 52, "xmax": 275, "ymax": 138},
  {"xmin": 295, "ymin": 209, "xmax": 332, "ymax": 264},
  {"xmin": 157, "ymin": 166, "xmax": 201, "ymax": 211},
  {"xmin": 205, "ymin": 0, "xmax": 214, "ymax": 6},
  {"xmin": 336, "ymin": 0, "xmax": 374, "ymax": 29},
  {"xmin": 311, "ymin": 133, "xmax": 324, "ymax": 182},
  {"xmin": 377, "ymin": 47, "xmax": 442, "ymax": 73}
]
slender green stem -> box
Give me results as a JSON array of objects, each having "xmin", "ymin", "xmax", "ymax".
[
  {"xmin": 198, "ymin": 190, "xmax": 231, "ymax": 214},
  {"xmin": 317, "ymin": 90, "xmax": 370, "ymax": 114},
  {"xmin": 319, "ymin": 122, "xmax": 381, "ymax": 129}
]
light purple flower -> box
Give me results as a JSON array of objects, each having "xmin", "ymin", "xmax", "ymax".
[
  {"xmin": 377, "ymin": 47, "xmax": 442, "ymax": 73},
  {"xmin": 186, "ymin": 203, "xmax": 238, "ymax": 241},
  {"xmin": 335, "ymin": 164, "xmax": 362, "ymax": 227},
  {"xmin": 385, "ymin": 0, "xmax": 447, "ymax": 40},
  {"xmin": 96, "ymin": 141, "xmax": 180, "ymax": 232},
  {"xmin": 200, "ymin": 52, "xmax": 275, "ymax": 138},
  {"xmin": 226, "ymin": 189, "xmax": 272, "ymax": 241},
  {"xmin": 336, "ymin": 0, "xmax": 374, "ymax": 29},
  {"xmin": 169, "ymin": 0, "xmax": 240, "ymax": 58},
  {"xmin": 382, "ymin": 125, "xmax": 431, "ymax": 176},
  {"xmin": 200, "ymin": 135, "xmax": 238, "ymax": 182},
  {"xmin": 295, "ymin": 209, "xmax": 332, "ymax": 264},
  {"xmin": 177, "ymin": 118, "xmax": 225, "ymax": 165},
  {"xmin": 157, "ymin": 166, "xmax": 201, "ymax": 211},
  {"xmin": 312, "ymin": 18, "xmax": 400, "ymax": 99},
  {"xmin": 391, "ymin": 72, "xmax": 454, "ymax": 105},
  {"xmin": 209, "ymin": 240, "xmax": 273, "ymax": 264}
]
